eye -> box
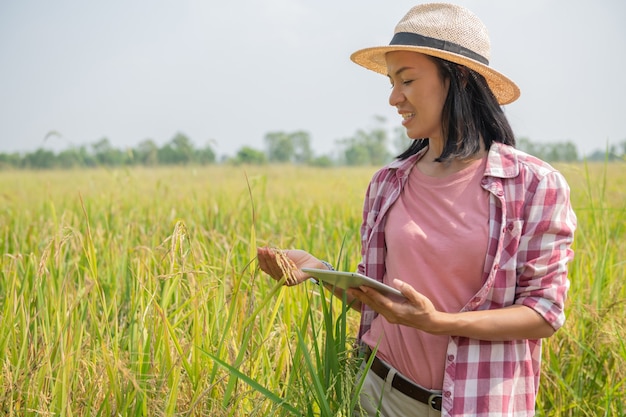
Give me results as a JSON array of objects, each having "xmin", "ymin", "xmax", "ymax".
[{"xmin": 389, "ymin": 80, "xmax": 412, "ymax": 89}]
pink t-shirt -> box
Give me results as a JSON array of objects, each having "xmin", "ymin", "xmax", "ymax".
[{"xmin": 362, "ymin": 156, "xmax": 490, "ymax": 390}]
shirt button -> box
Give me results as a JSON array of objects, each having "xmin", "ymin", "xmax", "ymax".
[
  {"xmin": 444, "ymin": 391, "xmax": 452, "ymax": 398},
  {"xmin": 481, "ymin": 178, "xmax": 488, "ymax": 185},
  {"xmin": 447, "ymin": 355, "xmax": 454, "ymax": 361}
]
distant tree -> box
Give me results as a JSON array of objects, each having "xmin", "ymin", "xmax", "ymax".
[
  {"xmin": 57, "ymin": 147, "xmax": 84, "ymax": 168},
  {"xmin": 171, "ymin": 132, "xmax": 194, "ymax": 164},
  {"xmin": 197, "ymin": 142, "xmax": 217, "ymax": 165},
  {"xmin": 0, "ymin": 152, "xmax": 21, "ymax": 169},
  {"xmin": 22, "ymin": 149, "xmax": 56, "ymax": 169},
  {"xmin": 586, "ymin": 145, "xmax": 623, "ymax": 162},
  {"xmin": 291, "ymin": 131, "xmax": 313, "ymax": 164},
  {"xmin": 516, "ymin": 137, "xmax": 538, "ymax": 156},
  {"xmin": 517, "ymin": 137, "xmax": 578, "ymax": 162},
  {"xmin": 158, "ymin": 132, "xmax": 195, "ymax": 165},
  {"xmin": 157, "ymin": 144, "xmax": 177, "ymax": 165},
  {"xmin": 264, "ymin": 131, "xmax": 295, "ymax": 163},
  {"xmin": 342, "ymin": 140, "xmax": 371, "ymax": 166},
  {"xmin": 310, "ymin": 155, "xmax": 334, "ymax": 167},
  {"xmin": 392, "ymin": 126, "xmax": 410, "ymax": 156},
  {"xmin": 557, "ymin": 141, "xmax": 579, "ymax": 162},
  {"xmin": 92, "ymin": 137, "xmax": 126, "ymax": 166},
  {"xmin": 234, "ymin": 146, "xmax": 266, "ymax": 165},
  {"xmin": 363, "ymin": 120, "xmax": 391, "ymax": 165},
  {"xmin": 78, "ymin": 145, "xmax": 97, "ymax": 167},
  {"xmin": 135, "ymin": 139, "xmax": 159, "ymax": 166},
  {"xmin": 338, "ymin": 123, "xmax": 391, "ymax": 166}
]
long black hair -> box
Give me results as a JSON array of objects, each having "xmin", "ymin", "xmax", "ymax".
[{"xmin": 397, "ymin": 56, "xmax": 515, "ymax": 162}]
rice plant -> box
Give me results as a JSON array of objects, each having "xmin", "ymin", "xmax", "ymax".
[{"xmin": 0, "ymin": 162, "xmax": 624, "ymax": 415}]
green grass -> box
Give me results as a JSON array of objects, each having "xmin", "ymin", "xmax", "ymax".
[
  {"xmin": 537, "ymin": 162, "xmax": 626, "ymax": 416},
  {"xmin": 0, "ymin": 163, "xmax": 624, "ymax": 415}
]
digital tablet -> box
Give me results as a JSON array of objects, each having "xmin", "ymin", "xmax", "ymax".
[{"xmin": 302, "ymin": 268, "xmax": 405, "ymax": 299}]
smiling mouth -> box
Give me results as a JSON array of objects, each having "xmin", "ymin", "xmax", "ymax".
[{"xmin": 401, "ymin": 113, "xmax": 415, "ymax": 124}]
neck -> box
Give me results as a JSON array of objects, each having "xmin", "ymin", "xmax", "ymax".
[
  {"xmin": 424, "ymin": 137, "xmax": 444, "ymax": 160},
  {"xmin": 417, "ymin": 140, "xmax": 487, "ymax": 178}
]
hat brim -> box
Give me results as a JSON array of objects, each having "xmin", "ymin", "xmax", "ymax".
[{"xmin": 350, "ymin": 45, "xmax": 520, "ymax": 105}]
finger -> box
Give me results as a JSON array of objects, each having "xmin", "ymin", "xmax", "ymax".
[
  {"xmin": 393, "ymin": 279, "xmax": 419, "ymax": 301},
  {"xmin": 258, "ymin": 248, "xmax": 285, "ymax": 280},
  {"xmin": 347, "ymin": 287, "xmax": 366, "ymax": 303},
  {"xmin": 353, "ymin": 286, "xmax": 390, "ymax": 309},
  {"xmin": 257, "ymin": 247, "xmax": 273, "ymax": 272}
]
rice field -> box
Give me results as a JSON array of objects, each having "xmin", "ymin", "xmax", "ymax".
[{"xmin": 0, "ymin": 162, "xmax": 624, "ymax": 416}]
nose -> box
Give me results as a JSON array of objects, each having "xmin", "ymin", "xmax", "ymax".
[{"xmin": 389, "ymin": 84, "xmax": 404, "ymax": 107}]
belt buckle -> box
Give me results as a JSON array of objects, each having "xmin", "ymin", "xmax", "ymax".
[{"xmin": 428, "ymin": 393, "xmax": 442, "ymax": 411}]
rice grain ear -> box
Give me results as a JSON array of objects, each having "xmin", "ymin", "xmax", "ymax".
[{"xmin": 274, "ymin": 248, "xmax": 299, "ymax": 286}]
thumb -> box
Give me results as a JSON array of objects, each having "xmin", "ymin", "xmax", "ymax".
[{"xmin": 392, "ymin": 279, "xmax": 421, "ymax": 302}]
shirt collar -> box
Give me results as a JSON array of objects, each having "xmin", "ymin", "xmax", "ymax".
[
  {"xmin": 484, "ymin": 142, "xmax": 520, "ymax": 179},
  {"xmin": 388, "ymin": 142, "xmax": 520, "ymax": 179},
  {"xmin": 388, "ymin": 146, "xmax": 427, "ymax": 176}
]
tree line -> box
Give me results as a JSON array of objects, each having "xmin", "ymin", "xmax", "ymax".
[{"xmin": 1, "ymin": 123, "xmax": 624, "ymax": 170}]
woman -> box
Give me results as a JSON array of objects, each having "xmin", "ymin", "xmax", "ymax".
[{"xmin": 257, "ymin": 3, "xmax": 576, "ymax": 416}]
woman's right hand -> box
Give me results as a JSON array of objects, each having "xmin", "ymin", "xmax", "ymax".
[{"xmin": 256, "ymin": 246, "xmax": 327, "ymax": 286}]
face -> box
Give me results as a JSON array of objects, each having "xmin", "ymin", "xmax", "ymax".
[{"xmin": 385, "ymin": 51, "xmax": 449, "ymax": 142}]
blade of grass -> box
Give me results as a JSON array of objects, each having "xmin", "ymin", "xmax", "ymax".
[{"xmin": 205, "ymin": 352, "xmax": 300, "ymax": 415}]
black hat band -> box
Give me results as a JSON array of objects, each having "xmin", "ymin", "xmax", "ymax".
[{"xmin": 390, "ymin": 32, "xmax": 489, "ymax": 65}]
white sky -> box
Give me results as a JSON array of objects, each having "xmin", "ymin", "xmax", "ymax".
[{"xmin": 1, "ymin": 0, "xmax": 625, "ymax": 158}]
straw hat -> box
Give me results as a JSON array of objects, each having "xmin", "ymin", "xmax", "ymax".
[{"xmin": 350, "ymin": 3, "xmax": 520, "ymax": 105}]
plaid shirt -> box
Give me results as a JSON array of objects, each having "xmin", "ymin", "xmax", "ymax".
[{"xmin": 357, "ymin": 143, "xmax": 576, "ymax": 416}]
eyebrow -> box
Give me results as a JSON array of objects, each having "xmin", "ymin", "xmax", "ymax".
[{"xmin": 387, "ymin": 66, "xmax": 413, "ymax": 78}]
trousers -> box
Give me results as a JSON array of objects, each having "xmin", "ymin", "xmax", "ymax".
[{"xmin": 356, "ymin": 365, "xmax": 442, "ymax": 417}]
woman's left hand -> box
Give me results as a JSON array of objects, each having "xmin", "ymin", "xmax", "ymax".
[{"xmin": 348, "ymin": 279, "xmax": 442, "ymax": 334}]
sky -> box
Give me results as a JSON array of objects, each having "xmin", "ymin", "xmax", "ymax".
[{"xmin": 1, "ymin": 0, "xmax": 625, "ymax": 159}]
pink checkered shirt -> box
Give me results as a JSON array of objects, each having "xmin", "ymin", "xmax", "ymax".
[{"xmin": 357, "ymin": 143, "xmax": 576, "ymax": 416}]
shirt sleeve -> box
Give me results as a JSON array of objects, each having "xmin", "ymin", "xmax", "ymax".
[
  {"xmin": 357, "ymin": 168, "xmax": 386, "ymax": 276},
  {"xmin": 514, "ymin": 170, "xmax": 577, "ymax": 330}
]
